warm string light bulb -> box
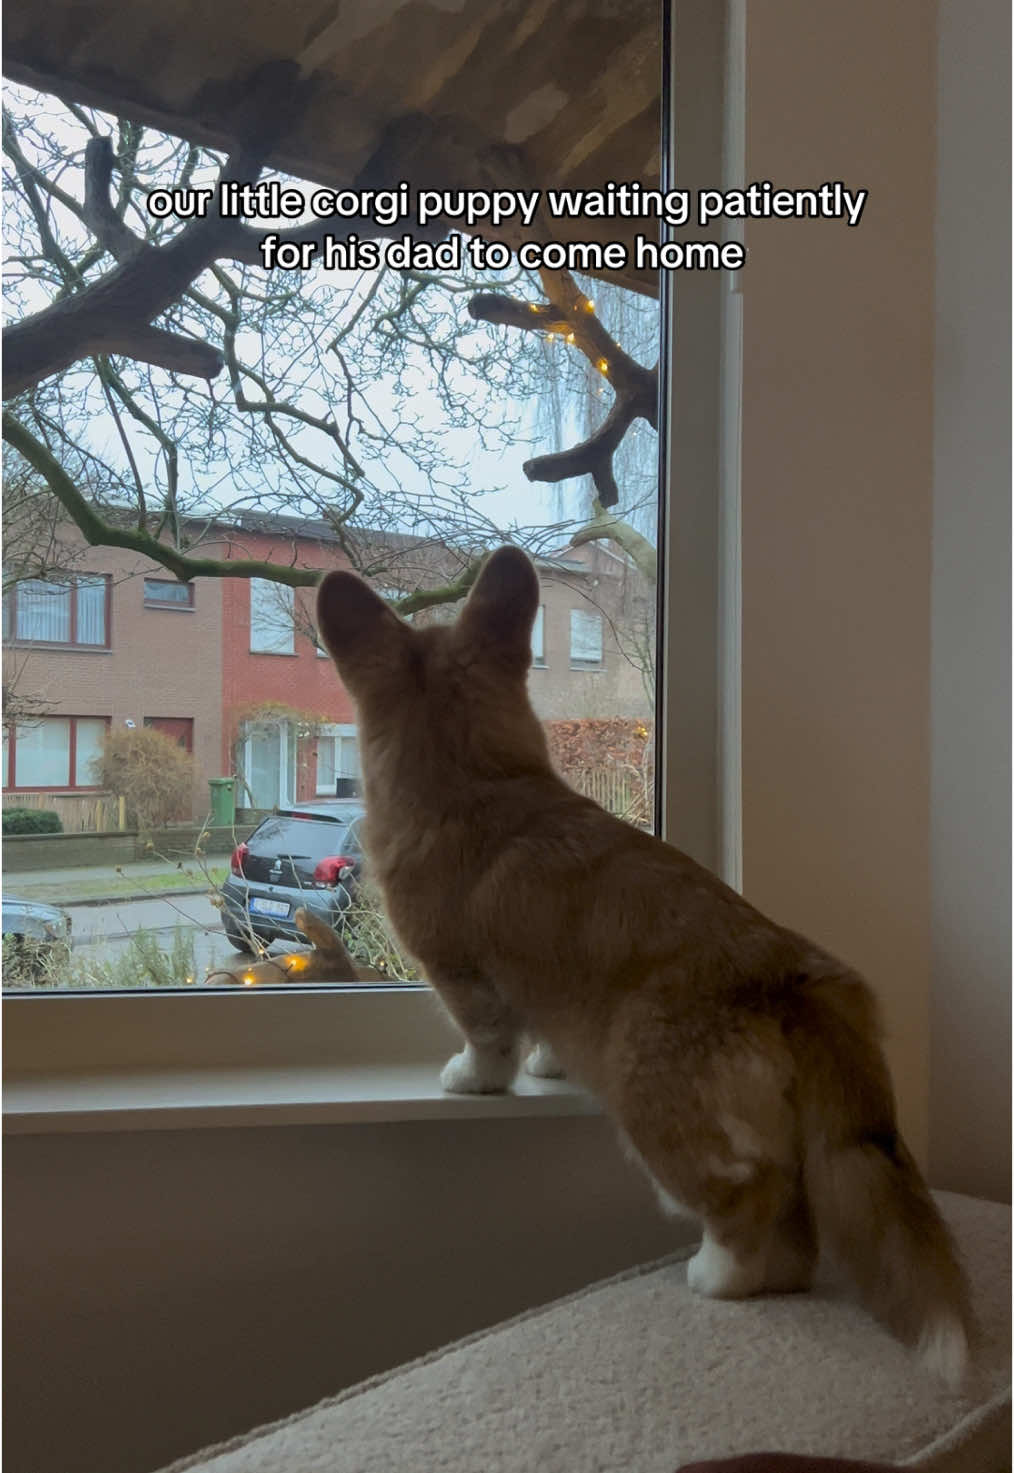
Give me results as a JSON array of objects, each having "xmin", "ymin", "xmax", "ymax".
[{"xmin": 597, "ymin": 358, "xmax": 609, "ymax": 374}]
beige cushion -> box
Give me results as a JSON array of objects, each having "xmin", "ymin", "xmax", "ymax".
[{"xmin": 160, "ymin": 1192, "xmax": 1010, "ymax": 1473}]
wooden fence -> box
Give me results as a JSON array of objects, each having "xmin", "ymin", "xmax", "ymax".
[
  {"xmin": 567, "ymin": 766, "xmax": 652, "ymax": 826},
  {"xmin": 2, "ymin": 791, "xmax": 122, "ymax": 832}
]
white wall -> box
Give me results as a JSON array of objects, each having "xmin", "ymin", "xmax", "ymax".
[
  {"xmin": 4, "ymin": 1119, "xmax": 683, "ymax": 1473},
  {"xmin": 929, "ymin": 0, "xmax": 1011, "ymax": 1200},
  {"xmin": 739, "ymin": 0, "xmax": 937, "ymax": 1159}
]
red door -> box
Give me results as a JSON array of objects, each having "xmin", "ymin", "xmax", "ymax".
[{"xmin": 143, "ymin": 717, "xmax": 194, "ymax": 752}]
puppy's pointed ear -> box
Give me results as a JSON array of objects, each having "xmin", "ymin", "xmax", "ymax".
[
  {"xmin": 316, "ymin": 571, "xmax": 400, "ymax": 666},
  {"xmin": 458, "ymin": 546, "xmax": 540, "ymax": 665}
]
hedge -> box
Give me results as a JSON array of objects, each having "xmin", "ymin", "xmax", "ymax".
[{"xmin": 2, "ymin": 807, "xmax": 64, "ymax": 835}]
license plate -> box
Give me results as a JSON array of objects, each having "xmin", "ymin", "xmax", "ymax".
[{"xmin": 249, "ymin": 897, "xmax": 290, "ymax": 918}]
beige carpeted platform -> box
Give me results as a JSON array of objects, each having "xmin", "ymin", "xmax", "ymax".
[{"xmin": 160, "ymin": 1192, "xmax": 1010, "ymax": 1473}]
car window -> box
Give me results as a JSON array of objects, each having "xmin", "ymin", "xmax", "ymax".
[{"xmin": 247, "ymin": 816, "xmax": 356, "ymax": 862}]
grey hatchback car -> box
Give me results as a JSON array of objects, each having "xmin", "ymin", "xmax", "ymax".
[{"xmin": 220, "ymin": 802, "xmax": 365, "ymax": 951}]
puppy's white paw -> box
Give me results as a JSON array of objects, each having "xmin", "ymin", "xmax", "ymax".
[
  {"xmin": 440, "ymin": 1045, "xmax": 514, "ymax": 1095},
  {"xmin": 686, "ymin": 1233, "xmax": 765, "ymax": 1299},
  {"xmin": 524, "ymin": 1041, "xmax": 565, "ymax": 1079}
]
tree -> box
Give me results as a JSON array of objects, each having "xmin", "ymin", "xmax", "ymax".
[{"xmin": 2, "ymin": 85, "xmax": 660, "ymax": 616}]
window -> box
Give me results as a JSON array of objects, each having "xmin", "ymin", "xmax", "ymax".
[
  {"xmin": 144, "ymin": 578, "xmax": 194, "ymax": 609},
  {"xmin": 317, "ymin": 725, "xmax": 360, "ymax": 796},
  {"xmin": 250, "ymin": 579, "xmax": 294, "ymax": 654},
  {"xmin": 569, "ymin": 609, "xmax": 603, "ymax": 668},
  {"xmin": 2, "ymin": 0, "xmax": 738, "ymax": 1015},
  {"xmin": 143, "ymin": 716, "xmax": 194, "ymax": 752},
  {"xmin": 532, "ymin": 605, "xmax": 546, "ymax": 666},
  {"xmin": 4, "ymin": 716, "xmax": 107, "ymax": 789},
  {"xmin": 3, "ymin": 576, "xmax": 109, "ymax": 648}
]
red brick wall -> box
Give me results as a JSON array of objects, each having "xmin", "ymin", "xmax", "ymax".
[{"xmin": 219, "ymin": 531, "xmax": 356, "ymax": 779}]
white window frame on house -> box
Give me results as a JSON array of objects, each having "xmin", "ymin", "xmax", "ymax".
[
  {"xmin": 238, "ymin": 719, "xmax": 295, "ymax": 809},
  {"xmin": 531, "ymin": 605, "xmax": 546, "ymax": 667},
  {"xmin": 315, "ymin": 724, "xmax": 360, "ymax": 795},
  {"xmin": 569, "ymin": 608, "xmax": 603, "ymax": 669},
  {"xmin": 3, "ymin": 2, "xmax": 742, "ymax": 1132},
  {"xmin": 249, "ymin": 578, "xmax": 295, "ymax": 654}
]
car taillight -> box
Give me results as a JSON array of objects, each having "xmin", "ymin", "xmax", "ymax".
[
  {"xmin": 312, "ymin": 855, "xmax": 355, "ymax": 886},
  {"xmin": 230, "ymin": 842, "xmax": 249, "ymax": 876}
]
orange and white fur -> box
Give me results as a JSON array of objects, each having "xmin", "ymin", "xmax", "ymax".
[{"xmin": 317, "ymin": 546, "xmax": 973, "ymax": 1386}]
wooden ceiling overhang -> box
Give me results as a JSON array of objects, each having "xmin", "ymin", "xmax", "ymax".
[{"xmin": 4, "ymin": 0, "xmax": 662, "ymax": 294}]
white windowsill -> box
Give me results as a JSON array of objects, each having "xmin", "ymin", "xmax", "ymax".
[
  {"xmin": 2, "ymin": 985, "xmax": 599, "ymax": 1135},
  {"xmin": 3, "ymin": 1065, "xmax": 594, "ymax": 1135}
]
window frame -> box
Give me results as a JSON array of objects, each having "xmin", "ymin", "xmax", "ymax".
[
  {"xmin": 143, "ymin": 577, "xmax": 195, "ymax": 610},
  {"xmin": 568, "ymin": 608, "xmax": 604, "ymax": 670},
  {"xmin": 531, "ymin": 604, "xmax": 546, "ymax": 667},
  {"xmin": 3, "ymin": 714, "xmax": 110, "ymax": 791},
  {"xmin": 249, "ymin": 577, "xmax": 296, "ymax": 655},
  {"xmin": 315, "ymin": 723, "xmax": 360, "ymax": 795},
  {"xmin": 2, "ymin": 574, "xmax": 111, "ymax": 650},
  {"xmin": 2, "ymin": 3, "xmax": 740, "ymax": 1119}
]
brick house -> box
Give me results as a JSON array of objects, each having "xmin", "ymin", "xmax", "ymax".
[
  {"xmin": 2, "ymin": 514, "xmax": 653, "ymax": 825},
  {"xmin": 2, "ymin": 540, "xmax": 224, "ymax": 825}
]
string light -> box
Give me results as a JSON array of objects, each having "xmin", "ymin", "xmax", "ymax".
[
  {"xmin": 566, "ymin": 331, "xmax": 575, "ymax": 343},
  {"xmin": 585, "ymin": 298, "xmax": 596, "ymax": 312},
  {"xmin": 597, "ymin": 357, "xmax": 609, "ymax": 374}
]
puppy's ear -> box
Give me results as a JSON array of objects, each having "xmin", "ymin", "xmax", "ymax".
[
  {"xmin": 316, "ymin": 571, "xmax": 402, "ymax": 666},
  {"xmin": 458, "ymin": 546, "xmax": 540, "ymax": 664}
]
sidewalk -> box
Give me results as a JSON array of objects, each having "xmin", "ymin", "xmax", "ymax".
[{"xmin": 4, "ymin": 858, "xmax": 228, "ymax": 906}]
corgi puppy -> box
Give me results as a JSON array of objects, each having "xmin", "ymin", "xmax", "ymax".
[{"xmin": 317, "ymin": 546, "xmax": 973, "ymax": 1386}]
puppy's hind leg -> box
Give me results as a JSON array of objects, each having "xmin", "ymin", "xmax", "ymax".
[
  {"xmin": 686, "ymin": 1162, "xmax": 805, "ymax": 1300},
  {"xmin": 524, "ymin": 1039, "xmax": 566, "ymax": 1079}
]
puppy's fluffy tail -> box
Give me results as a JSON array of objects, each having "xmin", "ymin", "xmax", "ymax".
[{"xmin": 795, "ymin": 973, "xmax": 974, "ymax": 1387}]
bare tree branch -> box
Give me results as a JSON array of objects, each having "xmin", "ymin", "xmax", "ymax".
[{"xmin": 468, "ymin": 267, "xmax": 657, "ymax": 507}]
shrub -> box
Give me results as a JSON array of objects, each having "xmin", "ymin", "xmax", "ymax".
[
  {"xmin": 94, "ymin": 727, "xmax": 195, "ymax": 832},
  {"xmin": 2, "ymin": 807, "xmax": 63, "ymax": 834}
]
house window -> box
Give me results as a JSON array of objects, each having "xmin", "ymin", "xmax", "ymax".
[
  {"xmin": 144, "ymin": 578, "xmax": 194, "ymax": 609},
  {"xmin": 532, "ymin": 605, "xmax": 546, "ymax": 666},
  {"xmin": 239, "ymin": 720, "xmax": 297, "ymax": 809},
  {"xmin": 4, "ymin": 716, "xmax": 108, "ymax": 789},
  {"xmin": 3, "ymin": 576, "xmax": 109, "ymax": 648},
  {"xmin": 569, "ymin": 609, "xmax": 603, "ymax": 668},
  {"xmin": 250, "ymin": 578, "xmax": 295, "ymax": 654},
  {"xmin": 317, "ymin": 725, "xmax": 360, "ymax": 796}
]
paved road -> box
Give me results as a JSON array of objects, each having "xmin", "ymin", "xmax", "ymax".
[{"xmin": 68, "ymin": 894, "xmax": 246, "ymax": 978}]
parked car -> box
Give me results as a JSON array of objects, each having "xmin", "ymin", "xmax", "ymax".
[
  {"xmin": 220, "ymin": 802, "xmax": 366, "ymax": 951},
  {"xmin": 2, "ymin": 896, "xmax": 72, "ymax": 975}
]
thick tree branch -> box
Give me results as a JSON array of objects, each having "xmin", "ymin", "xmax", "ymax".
[
  {"xmin": 3, "ymin": 410, "xmax": 489, "ymax": 615},
  {"xmin": 568, "ymin": 498, "xmax": 658, "ymax": 584},
  {"xmin": 3, "ymin": 411, "xmax": 320, "ymax": 587},
  {"xmin": 468, "ymin": 267, "xmax": 657, "ymax": 508}
]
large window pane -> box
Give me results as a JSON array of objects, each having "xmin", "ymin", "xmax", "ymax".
[
  {"xmin": 569, "ymin": 609, "xmax": 604, "ymax": 667},
  {"xmin": 17, "ymin": 581, "xmax": 71, "ymax": 642},
  {"xmin": 76, "ymin": 578, "xmax": 107, "ymax": 644},
  {"xmin": 250, "ymin": 579, "xmax": 294, "ymax": 654},
  {"xmin": 74, "ymin": 718, "xmax": 107, "ymax": 785},
  {"xmin": 14, "ymin": 719, "xmax": 70, "ymax": 786}
]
